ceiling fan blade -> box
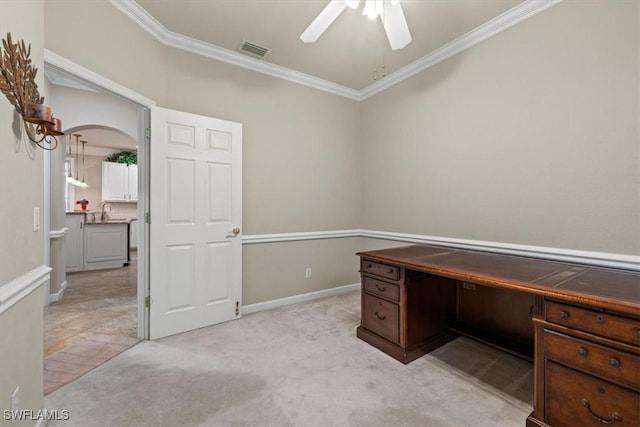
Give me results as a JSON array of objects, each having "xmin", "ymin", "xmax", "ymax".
[
  {"xmin": 300, "ymin": 1, "xmax": 349, "ymax": 43},
  {"xmin": 382, "ymin": 0, "xmax": 412, "ymax": 50}
]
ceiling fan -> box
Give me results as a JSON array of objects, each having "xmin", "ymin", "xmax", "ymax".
[{"xmin": 300, "ymin": 0, "xmax": 412, "ymax": 50}]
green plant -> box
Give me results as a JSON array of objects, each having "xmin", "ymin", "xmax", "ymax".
[{"xmin": 106, "ymin": 151, "xmax": 137, "ymax": 165}]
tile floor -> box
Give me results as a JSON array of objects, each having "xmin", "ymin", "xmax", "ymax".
[{"xmin": 44, "ymin": 253, "xmax": 139, "ymax": 395}]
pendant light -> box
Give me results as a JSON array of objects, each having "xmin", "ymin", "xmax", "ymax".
[
  {"xmin": 66, "ymin": 133, "xmax": 88, "ymax": 188},
  {"xmin": 65, "ymin": 135, "xmax": 76, "ymax": 185},
  {"xmin": 80, "ymin": 139, "xmax": 88, "ymax": 188}
]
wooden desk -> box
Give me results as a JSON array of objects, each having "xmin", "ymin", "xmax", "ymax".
[{"xmin": 356, "ymin": 244, "xmax": 639, "ymax": 427}]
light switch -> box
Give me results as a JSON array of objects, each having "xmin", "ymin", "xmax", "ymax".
[{"xmin": 33, "ymin": 207, "xmax": 40, "ymax": 231}]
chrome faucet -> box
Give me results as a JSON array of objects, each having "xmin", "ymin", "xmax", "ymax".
[{"xmin": 101, "ymin": 203, "xmax": 112, "ymax": 222}]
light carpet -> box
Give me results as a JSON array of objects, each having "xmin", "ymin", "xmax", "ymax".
[{"xmin": 45, "ymin": 290, "xmax": 533, "ymax": 426}]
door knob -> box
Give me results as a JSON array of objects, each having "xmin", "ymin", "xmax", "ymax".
[{"xmin": 231, "ymin": 227, "xmax": 240, "ymax": 236}]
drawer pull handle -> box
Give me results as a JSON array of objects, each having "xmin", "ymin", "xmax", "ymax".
[
  {"xmin": 596, "ymin": 314, "xmax": 605, "ymax": 323},
  {"xmin": 559, "ymin": 310, "xmax": 569, "ymax": 320},
  {"xmin": 367, "ymin": 263, "xmax": 373, "ymax": 269},
  {"xmin": 387, "ymin": 268, "xmax": 394, "ymax": 274},
  {"xmin": 580, "ymin": 399, "xmax": 622, "ymax": 424},
  {"xmin": 375, "ymin": 284, "xmax": 387, "ymax": 292},
  {"xmin": 374, "ymin": 312, "xmax": 386, "ymax": 321},
  {"xmin": 635, "ymin": 328, "xmax": 640, "ymax": 339},
  {"xmin": 577, "ymin": 348, "xmax": 588, "ymax": 357},
  {"xmin": 609, "ymin": 357, "xmax": 620, "ymax": 368}
]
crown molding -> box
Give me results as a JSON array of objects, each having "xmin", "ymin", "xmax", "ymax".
[
  {"xmin": 109, "ymin": 0, "xmax": 361, "ymax": 101},
  {"xmin": 361, "ymin": 0, "xmax": 561, "ymax": 99},
  {"xmin": 110, "ymin": 0, "xmax": 560, "ymax": 102}
]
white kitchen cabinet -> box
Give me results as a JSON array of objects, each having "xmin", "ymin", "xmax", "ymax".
[
  {"xmin": 84, "ymin": 223, "xmax": 128, "ymax": 271},
  {"xmin": 65, "ymin": 213, "xmax": 84, "ymax": 272},
  {"xmin": 102, "ymin": 162, "xmax": 137, "ymax": 202}
]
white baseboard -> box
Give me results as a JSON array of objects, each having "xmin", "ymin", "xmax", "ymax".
[
  {"xmin": 242, "ymin": 283, "xmax": 360, "ymax": 315},
  {"xmin": 49, "ymin": 280, "xmax": 68, "ymax": 303},
  {"xmin": 0, "ymin": 265, "xmax": 51, "ymax": 314}
]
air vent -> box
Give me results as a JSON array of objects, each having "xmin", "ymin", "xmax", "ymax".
[{"xmin": 237, "ymin": 40, "xmax": 272, "ymax": 59}]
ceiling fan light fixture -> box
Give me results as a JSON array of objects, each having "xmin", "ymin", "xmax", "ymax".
[
  {"xmin": 345, "ymin": 0, "xmax": 359, "ymax": 9},
  {"xmin": 301, "ymin": 0, "xmax": 411, "ymax": 50},
  {"xmin": 382, "ymin": 0, "xmax": 411, "ymax": 50},
  {"xmin": 362, "ymin": 0, "xmax": 381, "ymax": 19},
  {"xmin": 300, "ymin": 0, "xmax": 348, "ymax": 43}
]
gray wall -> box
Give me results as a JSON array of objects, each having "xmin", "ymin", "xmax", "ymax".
[
  {"xmin": 162, "ymin": 48, "xmax": 362, "ymax": 235},
  {"xmin": 0, "ymin": 3, "xmax": 636, "ymax": 422},
  {"xmin": 44, "ymin": 1, "xmax": 363, "ymax": 305},
  {"xmin": 43, "ymin": 0, "xmax": 640, "ymax": 313},
  {"xmin": 361, "ymin": 0, "xmax": 639, "ymax": 255},
  {"xmin": 0, "ymin": 0, "xmax": 46, "ymax": 423},
  {"xmin": 161, "ymin": 48, "xmax": 363, "ymax": 304}
]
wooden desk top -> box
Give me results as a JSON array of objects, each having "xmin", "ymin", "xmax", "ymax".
[{"xmin": 357, "ymin": 245, "xmax": 640, "ymax": 317}]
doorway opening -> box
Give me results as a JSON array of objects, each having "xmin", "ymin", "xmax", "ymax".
[
  {"xmin": 44, "ymin": 124, "xmax": 141, "ymax": 394},
  {"xmin": 42, "ymin": 58, "xmax": 152, "ymax": 393}
]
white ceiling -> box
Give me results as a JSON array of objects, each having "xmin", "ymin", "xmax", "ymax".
[
  {"xmin": 132, "ymin": 0, "xmax": 524, "ymax": 91},
  {"xmin": 50, "ymin": 0, "xmax": 547, "ymax": 149}
]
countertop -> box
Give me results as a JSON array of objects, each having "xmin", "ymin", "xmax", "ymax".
[
  {"xmin": 85, "ymin": 219, "xmax": 130, "ymax": 225},
  {"xmin": 66, "ymin": 211, "xmax": 135, "ymax": 224}
]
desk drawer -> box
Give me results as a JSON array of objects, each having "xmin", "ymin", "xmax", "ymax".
[
  {"xmin": 546, "ymin": 300, "xmax": 640, "ymax": 346},
  {"xmin": 545, "ymin": 361, "xmax": 639, "ymax": 427},
  {"xmin": 544, "ymin": 329, "xmax": 640, "ymax": 391},
  {"xmin": 363, "ymin": 294, "xmax": 399, "ymax": 344},
  {"xmin": 363, "ymin": 276, "xmax": 399, "ymax": 302},
  {"xmin": 361, "ymin": 260, "xmax": 400, "ymax": 281}
]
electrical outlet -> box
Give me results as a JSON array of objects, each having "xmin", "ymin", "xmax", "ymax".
[
  {"xmin": 305, "ymin": 268, "xmax": 311, "ymax": 278},
  {"xmin": 33, "ymin": 207, "xmax": 40, "ymax": 231}
]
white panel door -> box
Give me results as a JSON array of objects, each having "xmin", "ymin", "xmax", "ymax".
[{"xmin": 149, "ymin": 107, "xmax": 242, "ymax": 339}]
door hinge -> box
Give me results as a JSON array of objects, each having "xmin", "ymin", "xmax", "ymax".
[
  {"xmin": 235, "ymin": 301, "xmax": 240, "ymax": 316},
  {"xmin": 145, "ymin": 127, "xmax": 151, "ymax": 140},
  {"xmin": 145, "ymin": 296, "xmax": 152, "ymax": 308},
  {"xmin": 145, "ymin": 212, "xmax": 151, "ymax": 224}
]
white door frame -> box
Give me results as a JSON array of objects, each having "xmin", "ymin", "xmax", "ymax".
[{"xmin": 44, "ymin": 49, "xmax": 155, "ymax": 339}]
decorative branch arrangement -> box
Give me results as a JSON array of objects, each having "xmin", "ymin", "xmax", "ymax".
[
  {"xmin": 0, "ymin": 32, "xmax": 42, "ymax": 116},
  {"xmin": 0, "ymin": 32, "xmax": 63, "ymax": 150}
]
